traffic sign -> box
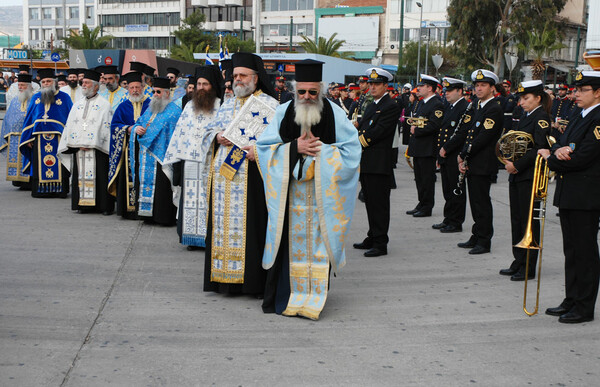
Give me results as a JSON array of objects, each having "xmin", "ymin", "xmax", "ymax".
[
  {"xmin": 105, "ymin": 57, "xmax": 113, "ymax": 65},
  {"xmin": 277, "ymin": 64, "xmax": 284, "ymax": 72},
  {"xmin": 51, "ymin": 52, "xmax": 60, "ymax": 62}
]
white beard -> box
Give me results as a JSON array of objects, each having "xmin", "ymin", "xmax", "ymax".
[
  {"xmin": 18, "ymin": 87, "xmax": 33, "ymax": 104},
  {"xmin": 294, "ymin": 97, "xmax": 324, "ymax": 135},
  {"xmin": 149, "ymin": 96, "xmax": 169, "ymax": 113},
  {"xmin": 82, "ymin": 87, "xmax": 96, "ymax": 98},
  {"xmin": 99, "ymin": 83, "xmax": 107, "ymax": 93},
  {"xmin": 233, "ymin": 82, "xmax": 255, "ymax": 98},
  {"xmin": 129, "ymin": 93, "xmax": 144, "ymax": 103}
]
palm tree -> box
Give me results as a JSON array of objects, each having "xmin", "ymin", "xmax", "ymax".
[
  {"xmin": 170, "ymin": 42, "xmax": 205, "ymax": 63},
  {"xmin": 63, "ymin": 24, "xmax": 113, "ymax": 50},
  {"xmin": 298, "ymin": 33, "xmax": 354, "ymax": 59},
  {"xmin": 518, "ymin": 22, "xmax": 566, "ymax": 80}
]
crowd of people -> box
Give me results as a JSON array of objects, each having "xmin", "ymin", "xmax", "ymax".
[{"xmin": 1, "ymin": 56, "xmax": 600, "ymax": 324}]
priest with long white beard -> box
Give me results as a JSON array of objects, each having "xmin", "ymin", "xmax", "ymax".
[
  {"xmin": 161, "ymin": 65, "xmax": 222, "ymax": 250},
  {"xmin": 202, "ymin": 52, "xmax": 278, "ymax": 296},
  {"xmin": 99, "ymin": 66, "xmax": 127, "ymax": 112},
  {"xmin": 108, "ymin": 71, "xmax": 151, "ymax": 219},
  {"xmin": 131, "ymin": 77, "xmax": 182, "ymax": 225},
  {"xmin": 58, "ymin": 70, "xmax": 115, "ymax": 214},
  {"xmin": 19, "ymin": 68, "xmax": 73, "ymax": 198},
  {"xmin": 1, "ymin": 74, "xmax": 34, "ymax": 188},
  {"xmin": 250, "ymin": 59, "xmax": 361, "ymax": 320},
  {"xmin": 6, "ymin": 65, "xmax": 40, "ymax": 106},
  {"xmin": 59, "ymin": 68, "xmax": 83, "ymax": 103}
]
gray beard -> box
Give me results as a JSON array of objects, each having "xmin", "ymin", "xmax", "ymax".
[
  {"xmin": 18, "ymin": 87, "xmax": 33, "ymax": 104},
  {"xmin": 106, "ymin": 81, "xmax": 118, "ymax": 92},
  {"xmin": 149, "ymin": 97, "xmax": 169, "ymax": 113},
  {"xmin": 41, "ymin": 86, "xmax": 56, "ymax": 105},
  {"xmin": 233, "ymin": 82, "xmax": 255, "ymax": 98},
  {"xmin": 294, "ymin": 97, "xmax": 324, "ymax": 135},
  {"xmin": 129, "ymin": 93, "xmax": 144, "ymax": 103},
  {"xmin": 99, "ymin": 83, "xmax": 107, "ymax": 93},
  {"xmin": 82, "ymin": 87, "xmax": 96, "ymax": 98}
]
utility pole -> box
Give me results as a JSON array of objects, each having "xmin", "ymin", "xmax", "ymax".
[
  {"xmin": 397, "ymin": 0, "xmax": 405, "ymax": 68},
  {"xmin": 289, "ymin": 16, "xmax": 293, "ymax": 52}
]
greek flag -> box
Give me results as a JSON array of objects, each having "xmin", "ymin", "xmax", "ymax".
[{"xmin": 205, "ymin": 45, "xmax": 213, "ymax": 65}]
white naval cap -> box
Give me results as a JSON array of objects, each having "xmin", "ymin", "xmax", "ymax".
[
  {"xmin": 365, "ymin": 67, "xmax": 393, "ymax": 83},
  {"xmin": 471, "ymin": 69, "xmax": 499, "ymax": 85},
  {"xmin": 442, "ymin": 76, "xmax": 467, "ymax": 90},
  {"xmin": 418, "ymin": 74, "xmax": 440, "ymax": 87},
  {"xmin": 575, "ymin": 70, "xmax": 600, "ymax": 87},
  {"xmin": 516, "ymin": 80, "xmax": 544, "ymax": 95},
  {"xmin": 403, "ymin": 83, "xmax": 412, "ymax": 89}
]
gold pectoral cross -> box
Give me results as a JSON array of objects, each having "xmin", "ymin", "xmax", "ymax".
[{"xmin": 42, "ymin": 103, "xmax": 51, "ymax": 121}]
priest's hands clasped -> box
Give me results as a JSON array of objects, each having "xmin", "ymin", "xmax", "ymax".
[
  {"xmin": 134, "ymin": 125, "xmax": 146, "ymax": 136},
  {"xmin": 297, "ymin": 131, "xmax": 322, "ymax": 157},
  {"xmin": 217, "ymin": 131, "xmax": 233, "ymax": 147}
]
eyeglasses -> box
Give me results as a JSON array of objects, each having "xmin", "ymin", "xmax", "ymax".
[
  {"xmin": 153, "ymin": 90, "xmax": 162, "ymax": 95},
  {"xmin": 297, "ymin": 89, "xmax": 318, "ymax": 96},
  {"xmin": 225, "ymin": 86, "xmax": 233, "ymax": 90},
  {"xmin": 575, "ymin": 87, "xmax": 594, "ymax": 93}
]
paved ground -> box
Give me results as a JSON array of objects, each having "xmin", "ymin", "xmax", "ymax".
[{"xmin": 1, "ymin": 140, "xmax": 599, "ymax": 386}]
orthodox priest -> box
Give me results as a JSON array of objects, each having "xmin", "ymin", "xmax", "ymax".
[
  {"xmin": 202, "ymin": 52, "xmax": 278, "ymax": 296},
  {"xmin": 161, "ymin": 65, "xmax": 222, "ymax": 249},
  {"xmin": 19, "ymin": 68, "xmax": 73, "ymax": 198},
  {"xmin": 6, "ymin": 65, "xmax": 39, "ymax": 106},
  {"xmin": 58, "ymin": 70, "xmax": 115, "ymax": 214},
  {"xmin": 99, "ymin": 66, "xmax": 127, "ymax": 111},
  {"xmin": 131, "ymin": 76, "xmax": 181, "ymax": 225},
  {"xmin": 108, "ymin": 72, "xmax": 151, "ymax": 219},
  {"xmin": 1, "ymin": 73, "xmax": 33, "ymax": 188},
  {"xmin": 252, "ymin": 59, "xmax": 360, "ymax": 320},
  {"xmin": 59, "ymin": 68, "xmax": 83, "ymax": 103}
]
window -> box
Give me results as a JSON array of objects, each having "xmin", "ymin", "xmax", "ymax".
[
  {"xmin": 263, "ymin": 0, "xmax": 313, "ymax": 11},
  {"xmin": 261, "ymin": 23, "xmax": 312, "ymax": 37},
  {"xmin": 406, "ymin": 0, "xmax": 449, "ymax": 13},
  {"xmin": 29, "ymin": 8, "xmax": 39, "ymax": 20},
  {"xmin": 43, "ymin": 28, "xmax": 53, "ymax": 40},
  {"xmin": 42, "ymin": 8, "xmax": 52, "ymax": 19},
  {"xmin": 56, "ymin": 28, "xmax": 64, "ymax": 39},
  {"xmin": 56, "ymin": 7, "xmax": 64, "ymax": 19},
  {"xmin": 390, "ymin": 28, "xmax": 400, "ymax": 42},
  {"xmin": 30, "ymin": 28, "xmax": 40, "ymax": 40},
  {"xmin": 86, "ymin": 6, "xmax": 94, "ymax": 20},
  {"xmin": 102, "ymin": 12, "xmax": 180, "ymax": 27},
  {"xmin": 70, "ymin": 6, "xmax": 79, "ymax": 19}
]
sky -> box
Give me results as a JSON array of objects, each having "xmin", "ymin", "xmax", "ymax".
[{"xmin": 2, "ymin": 0, "xmax": 23, "ymax": 6}]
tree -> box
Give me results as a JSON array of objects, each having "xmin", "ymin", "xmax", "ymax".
[
  {"xmin": 223, "ymin": 35, "xmax": 256, "ymax": 54},
  {"xmin": 447, "ymin": 0, "xmax": 567, "ymax": 76},
  {"xmin": 397, "ymin": 41, "xmax": 472, "ymax": 81},
  {"xmin": 63, "ymin": 24, "xmax": 113, "ymax": 49},
  {"xmin": 173, "ymin": 10, "xmax": 214, "ymax": 49},
  {"xmin": 517, "ymin": 22, "xmax": 566, "ymax": 80},
  {"xmin": 298, "ymin": 33, "xmax": 354, "ymax": 59},
  {"xmin": 170, "ymin": 42, "xmax": 205, "ymax": 63}
]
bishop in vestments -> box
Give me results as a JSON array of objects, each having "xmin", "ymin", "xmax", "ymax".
[
  {"xmin": 98, "ymin": 66, "xmax": 128, "ymax": 112},
  {"xmin": 252, "ymin": 59, "xmax": 360, "ymax": 320},
  {"xmin": 131, "ymin": 77, "xmax": 181, "ymax": 225},
  {"xmin": 1, "ymin": 74, "xmax": 33, "ymax": 188},
  {"xmin": 58, "ymin": 69, "xmax": 115, "ymax": 214},
  {"xmin": 161, "ymin": 65, "xmax": 222, "ymax": 249},
  {"xmin": 108, "ymin": 72, "xmax": 151, "ymax": 219},
  {"xmin": 19, "ymin": 68, "xmax": 73, "ymax": 198},
  {"xmin": 202, "ymin": 52, "xmax": 278, "ymax": 296}
]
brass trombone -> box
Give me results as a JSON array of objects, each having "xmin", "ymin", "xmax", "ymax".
[
  {"xmin": 515, "ymin": 154, "xmax": 550, "ymax": 316},
  {"xmin": 402, "ymin": 116, "xmax": 428, "ymax": 128}
]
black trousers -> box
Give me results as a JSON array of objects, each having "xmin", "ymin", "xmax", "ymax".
[
  {"xmin": 413, "ymin": 156, "xmax": 436, "ymax": 212},
  {"xmin": 360, "ymin": 173, "xmax": 391, "ymax": 250},
  {"xmin": 509, "ymin": 179, "xmax": 539, "ymax": 273},
  {"xmin": 559, "ymin": 209, "xmax": 600, "ymax": 317},
  {"xmin": 466, "ymin": 174, "xmax": 493, "ymax": 249},
  {"xmin": 440, "ymin": 155, "xmax": 466, "ymax": 227}
]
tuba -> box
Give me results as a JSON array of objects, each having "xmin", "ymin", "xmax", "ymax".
[
  {"xmin": 402, "ymin": 116, "xmax": 428, "ymax": 128},
  {"xmin": 495, "ymin": 130, "xmax": 535, "ymax": 164}
]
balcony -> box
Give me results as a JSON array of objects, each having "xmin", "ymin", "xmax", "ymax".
[
  {"xmin": 224, "ymin": 0, "xmax": 243, "ymax": 6},
  {"xmin": 233, "ymin": 20, "xmax": 252, "ymax": 32},
  {"xmin": 204, "ymin": 21, "xmax": 216, "ymax": 31},
  {"xmin": 191, "ymin": 0, "xmax": 208, "ymax": 7},
  {"xmin": 207, "ymin": 0, "xmax": 225, "ymax": 7},
  {"xmin": 216, "ymin": 21, "xmax": 233, "ymax": 31}
]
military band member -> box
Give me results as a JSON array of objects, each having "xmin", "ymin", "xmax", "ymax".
[
  {"xmin": 539, "ymin": 71, "xmax": 600, "ymax": 324},
  {"xmin": 406, "ymin": 74, "xmax": 445, "ymax": 218},
  {"xmin": 274, "ymin": 75, "xmax": 293, "ymax": 104},
  {"xmin": 348, "ymin": 75, "xmax": 373, "ymax": 125},
  {"xmin": 433, "ymin": 77, "xmax": 469, "ymax": 233},
  {"xmin": 353, "ymin": 68, "xmax": 402, "ymax": 257},
  {"xmin": 499, "ymin": 80, "xmax": 551, "ymax": 281},
  {"xmin": 340, "ymin": 84, "xmax": 353, "ymax": 113},
  {"xmin": 457, "ymin": 69, "xmax": 503, "ymax": 255},
  {"xmin": 551, "ymin": 84, "xmax": 571, "ymax": 139}
]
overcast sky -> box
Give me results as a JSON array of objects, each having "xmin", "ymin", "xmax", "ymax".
[{"xmin": 2, "ymin": 1, "xmax": 23, "ymax": 6}]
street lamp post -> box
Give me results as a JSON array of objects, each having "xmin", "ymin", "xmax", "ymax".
[
  {"xmin": 166, "ymin": 14, "xmax": 171, "ymax": 54},
  {"xmin": 416, "ymin": 2, "xmax": 423, "ymax": 83}
]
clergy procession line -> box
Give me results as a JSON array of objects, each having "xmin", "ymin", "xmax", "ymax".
[{"xmin": 2, "ymin": 53, "xmax": 600, "ymax": 323}]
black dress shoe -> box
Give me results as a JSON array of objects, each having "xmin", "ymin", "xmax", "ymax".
[
  {"xmin": 499, "ymin": 268, "xmax": 519, "ymax": 276},
  {"xmin": 559, "ymin": 311, "xmax": 594, "ymax": 324},
  {"xmin": 353, "ymin": 240, "xmax": 373, "ymax": 250},
  {"xmin": 457, "ymin": 239, "xmax": 476, "ymax": 248},
  {"xmin": 510, "ymin": 272, "xmax": 535, "ymax": 281},
  {"xmin": 545, "ymin": 305, "xmax": 571, "ymax": 316},
  {"xmin": 364, "ymin": 247, "xmax": 387, "ymax": 257},
  {"xmin": 406, "ymin": 208, "xmax": 419, "ymax": 215},
  {"xmin": 432, "ymin": 222, "xmax": 447, "ymax": 229},
  {"xmin": 358, "ymin": 190, "xmax": 365, "ymax": 203},
  {"xmin": 102, "ymin": 210, "xmax": 114, "ymax": 216},
  {"xmin": 440, "ymin": 225, "xmax": 462, "ymax": 233},
  {"xmin": 413, "ymin": 210, "xmax": 432, "ymax": 217},
  {"xmin": 468, "ymin": 245, "xmax": 490, "ymax": 255},
  {"xmin": 186, "ymin": 245, "xmax": 204, "ymax": 251}
]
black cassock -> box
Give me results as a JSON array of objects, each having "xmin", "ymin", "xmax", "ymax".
[{"xmin": 66, "ymin": 148, "xmax": 115, "ymax": 213}]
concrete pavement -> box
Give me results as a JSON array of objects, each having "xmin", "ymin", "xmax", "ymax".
[{"xmin": 1, "ymin": 146, "xmax": 599, "ymax": 386}]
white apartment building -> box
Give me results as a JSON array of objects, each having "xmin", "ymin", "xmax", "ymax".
[
  {"xmin": 188, "ymin": 0, "xmax": 252, "ymax": 40},
  {"xmin": 23, "ymin": 0, "xmax": 96, "ymax": 49}
]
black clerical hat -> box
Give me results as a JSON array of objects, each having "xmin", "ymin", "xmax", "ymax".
[
  {"xmin": 66, "ymin": 68, "xmax": 78, "ymax": 76},
  {"xmin": 166, "ymin": 67, "xmax": 180, "ymax": 76},
  {"xmin": 195, "ymin": 65, "xmax": 222, "ymax": 97},
  {"xmin": 143, "ymin": 65, "xmax": 156, "ymax": 77},
  {"xmin": 295, "ymin": 59, "xmax": 324, "ymax": 82},
  {"xmin": 83, "ymin": 70, "xmax": 101, "ymax": 82},
  {"xmin": 37, "ymin": 68, "xmax": 55, "ymax": 80},
  {"xmin": 153, "ymin": 77, "xmax": 171, "ymax": 89},
  {"xmin": 231, "ymin": 52, "xmax": 275, "ymax": 97},
  {"xmin": 123, "ymin": 72, "xmax": 143, "ymax": 84},
  {"xmin": 57, "ymin": 74, "xmax": 67, "ymax": 83},
  {"xmin": 103, "ymin": 65, "xmax": 119, "ymax": 75},
  {"xmin": 18, "ymin": 64, "xmax": 30, "ymax": 73},
  {"xmin": 130, "ymin": 61, "xmax": 146, "ymax": 73},
  {"xmin": 18, "ymin": 74, "xmax": 32, "ymax": 83}
]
